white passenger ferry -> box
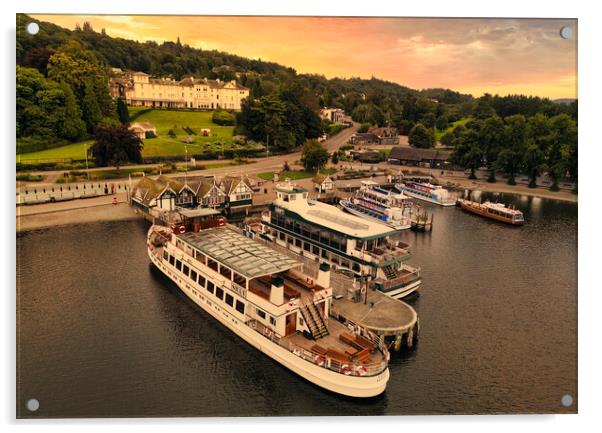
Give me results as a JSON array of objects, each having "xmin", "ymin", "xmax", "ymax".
[
  {"xmin": 395, "ymin": 181, "xmax": 457, "ymax": 206},
  {"xmin": 147, "ymin": 222, "xmax": 390, "ymax": 398},
  {"xmin": 340, "ymin": 180, "xmax": 412, "ymax": 231},
  {"xmin": 260, "ymin": 181, "xmax": 422, "ymax": 299}
]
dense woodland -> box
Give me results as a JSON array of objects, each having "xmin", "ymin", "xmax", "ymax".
[{"xmin": 16, "ymin": 14, "xmax": 577, "ymax": 187}]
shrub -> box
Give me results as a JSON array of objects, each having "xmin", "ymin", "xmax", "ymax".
[
  {"xmin": 212, "ymin": 110, "xmax": 236, "ymax": 126},
  {"xmin": 358, "ymin": 123, "xmax": 371, "ymax": 133},
  {"xmin": 145, "ymin": 130, "xmax": 157, "ymax": 139},
  {"xmin": 168, "ymin": 129, "xmax": 177, "ymax": 138}
]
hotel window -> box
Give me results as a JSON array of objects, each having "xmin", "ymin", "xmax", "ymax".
[
  {"xmin": 235, "ymin": 300, "xmax": 245, "ymax": 314},
  {"xmin": 225, "ymin": 294, "xmax": 234, "ymax": 307},
  {"xmin": 198, "ymin": 275, "xmax": 206, "ymax": 287},
  {"xmin": 215, "ymin": 287, "xmax": 224, "ymax": 300},
  {"xmin": 207, "ymin": 281, "xmax": 214, "ymax": 294},
  {"xmin": 190, "ymin": 270, "xmax": 198, "ymax": 282}
]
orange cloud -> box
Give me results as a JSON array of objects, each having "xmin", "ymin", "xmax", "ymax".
[{"xmin": 30, "ymin": 15, "xmax": 577, "ymax": 99}]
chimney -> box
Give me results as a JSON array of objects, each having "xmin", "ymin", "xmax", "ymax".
[
  {"xmin": 270, "ymin": 276, "xmax": 284, "ymax": 305},
  {"xmin": 316, "ymin": 263, "xmax": 331, "ymax": 288}
]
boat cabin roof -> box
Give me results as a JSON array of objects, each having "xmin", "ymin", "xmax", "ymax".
[{"xmin": 178, "ymin": 227, "xmax": 300, "ymax": 278}]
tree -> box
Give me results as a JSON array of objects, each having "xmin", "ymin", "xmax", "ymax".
[
  {"xmin": 479, "ymin": 116, "xmax": 505, "ymax": 182},
  {"xmin": 440, "ymin": 131, "xmax": 455, "ymax": 147},
  {"xmin": 331, "ymin": 151, "xmax": 339, "ymax": 165},
  {"xmin": 435, "ymin": 115, "xmax": 449, "ymax": 131},
  {"xmin": 358, "ymin": 122, "xmax": 371, "ymax": 133},
  {"xmin": 300, "ymin": 140, "xmax": 329, "ymax": 173},
  {"xmin": 81, "ymin": 81, "xmax": 102, "ymax": 132},
  {"xmin": 58, "ymin": 81, "xmax": 86, "ymax": 141},
  {"xmin": 523, "ymin": 144, "xmax": 546, "ymax": 188},
  {"xmin": 496, "ymin": 115, "xmax": 528, "ymax": 185},
  {"xmin": 90, "ymin": 125, "xmax": 143, "ymax": 169},
  {"xmin": 116, "ymin": 97, "xmax": 130, "ymax": 125},
  {"xmin": 451, "ymin": 129, "xmax": 483, "ymax": 179},
  {"xmin": 421, "ymin": 112, "xmax": 436, "ymax": 129},
  {"xmin": 408, "ymin": 123, "xmax": 435, "ymax": 148},
  {"xmin": 547, "ymin": 114, "xmax": 576, "ymax": 191}
]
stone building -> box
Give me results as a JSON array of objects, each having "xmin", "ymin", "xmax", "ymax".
[{"xmin": 110, "ymin": 70, "xmax": 249, "ymax": 110}]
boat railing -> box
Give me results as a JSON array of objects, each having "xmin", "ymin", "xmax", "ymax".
[
  {"xmin": 246, "ymin": 319, "xmax": 387, "ymax": 377},
  {"xmin": 373, "ymin": 266, "xmax": 421, "ymax": 291}
]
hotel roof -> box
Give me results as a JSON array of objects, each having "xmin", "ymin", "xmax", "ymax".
[{"xmin": 178, "ymin": 227, "xmax": 300, "ymax": 278}]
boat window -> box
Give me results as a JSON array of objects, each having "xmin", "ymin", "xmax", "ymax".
[
  {"xmin": 295, "ymin": 238, "xmax": 301, "ymax": 248},
  {"xmin": 207, "ymin": 258, "xmax": 218, "ymax": 271},
  {"xmin": 175, "ymin": 259, "xmax": 182, "ymax": 271},
  {"xmin": 233, "ymin": 272, "xmax": 245, "ymax": 287},
  {"xmin": 257, "ymin": 308, "xmax": 266, "ymax": 319},
  {"xmin": 169, "ymin": 255, "xmax": 175, "ymax": 266},
  {"xmin": 225, "ymin": 293, "xmax": 234, "ymax": 307},
  {"xmin": 196, "ymin": 252, "xmax": 206, "ymax": 265},
  {"xmin": 312, "ymin": 245, "xmax": 319, "ymax": 255},
  {"xmin": 198, "ymin": 275, "xmax": 206, "ymax": 288},
  {"xmin": 270, "ymin": 316, "xmax": 276, "ymax": 326},
  {"xmin": 235, "ymin": 300, "xmax": 245, "ymax": 314},
  {"xmin": 163, "ymin": 250, "xmax": 168, "ymax": 260},
  {"xmin": 215, "ymin": 287, "xmax": 224, "ymax": 300},
  {"xmin": 220, "ymin": 265, "xmax": 232, "ymax": 280},
  {"xmin": 183, "ymin": 264, "xmax": 190, "ymax": 276},
  {"xmin": 207, "ymin": 281, "xmax": 214, "ymax": 294},
  {"xmin": 190, "ymin": 270, "xmax": 197, "ymax": 282}
]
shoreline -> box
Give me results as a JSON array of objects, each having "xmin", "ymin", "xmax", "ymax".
[
  {"xmin": 438, "ymin": 176, "xmax": 578, "ymax": 203},
  {"xmin": 15, "ymin": 178, "xmax": 577, "ymax": 232},
  {"xmin": 16, "ymin": 194, "xmax": 139, "ymax": 233}
]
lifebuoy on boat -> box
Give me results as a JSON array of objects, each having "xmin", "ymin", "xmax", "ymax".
[
  {"xmin": 314, "ymin": 355, "xmax": 325, "ymax": 367},
  {"xmin": 217, "ymin": 218, "xmax": 226, "ymax": 226},
  {"xmin": 341, "ymin": 364, "xmax": 352, "ymax": 375},
  {"xmin": 355, "ymin": 364, "xmax": 368, "ymax": 376}
]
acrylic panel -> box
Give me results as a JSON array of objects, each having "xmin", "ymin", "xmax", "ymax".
[{"xmin": 16, "ymin": 14, "xmax": 578, "ymax": 418}]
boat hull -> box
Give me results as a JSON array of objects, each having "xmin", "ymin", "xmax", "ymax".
[
  {"xmin": 395, "ymin": 185, "xmax": 456, "ymax": 207},
  {"xmin": 382, "ymin": 278, "xmax": 422, "ymax": 299},
  {"xmin": 147, "ymin": 244, "xmax": 389, "ymax": 398},
  {"xmin": 457, "ymin": 199, "xmax": 524, "ymax": 225},
  {"xmin": 340, "ymin": 200, "xmax": 411, "ymax": 230}
]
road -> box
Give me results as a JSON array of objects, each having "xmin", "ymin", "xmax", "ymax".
[{"xmin": 20, "ymin": 123, "xmax": 359, "ymax": 186}]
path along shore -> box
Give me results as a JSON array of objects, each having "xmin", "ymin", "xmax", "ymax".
[{"xmin": 16, "ymin": 193, "xmax": 138, "ymax": 233}]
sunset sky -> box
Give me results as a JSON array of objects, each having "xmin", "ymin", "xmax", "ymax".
[{"xmin": 31, "ymin": 15, "xmax": 578, "ymax": 99}]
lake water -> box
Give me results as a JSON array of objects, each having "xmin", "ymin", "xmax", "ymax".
[{"xmin": 16, "ymin": 191, "xmax": 577, "ymax": 417}]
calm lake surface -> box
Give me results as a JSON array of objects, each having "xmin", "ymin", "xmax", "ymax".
[{"xmin": 16, "ymin": 191, "xmax": 577, "ymax": 417}]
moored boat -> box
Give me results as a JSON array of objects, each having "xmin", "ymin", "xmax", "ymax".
[
  {"xmin": 147, "ymin": 222, "xmax": 390, "ymax": 398},
  {"xmin": 457, "ymin": 198, "xmax": 525, "ymax": 225},
  {"xmin": 340, "ymin": 181, "xmax": 411, "ymax": 230},
  {"xmin": 395, "ymin": 181, "xmax": 457, "ymax": 206}
]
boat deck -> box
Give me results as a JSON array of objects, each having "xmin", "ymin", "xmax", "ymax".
[
  {"xmin": 331, "ymin": 284, "xmax": 417, "ymax": 337},
  {"xmin": 281, "ymin": 318, "xmax": 386, "ymax": 365}
]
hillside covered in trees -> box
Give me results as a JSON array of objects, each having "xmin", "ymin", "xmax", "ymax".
[{"xmin": 16, "ymin": 13, "xmax": 577, "ymax": 179}]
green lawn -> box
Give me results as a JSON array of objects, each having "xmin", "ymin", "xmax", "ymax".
[
  {"xmin": 18, "ymin": 108, "xmax": 240, "ymax": 163},
  {"xmin": 129, "ymin": 107, "xmax": 236, "ymax": 157},
  {"xmin": 17, "ymin": 141, "xmax": 93, "ymax": 163},
  {"xmin": 435, "ymin": 118, "xmax": 472, "ymax": 142},
  {"xmin": 258, "ymin": 168, "xmax": 335, "ymax": 181}
]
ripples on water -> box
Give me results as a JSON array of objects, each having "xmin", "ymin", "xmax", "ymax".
[{"xmin": 16, "ymin": 192, "xmax": 577, "ymax": 417}]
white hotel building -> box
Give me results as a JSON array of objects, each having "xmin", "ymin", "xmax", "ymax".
[{"xmin": 110, "ymin": 71, "xmax": 250, "ymax": 110}]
